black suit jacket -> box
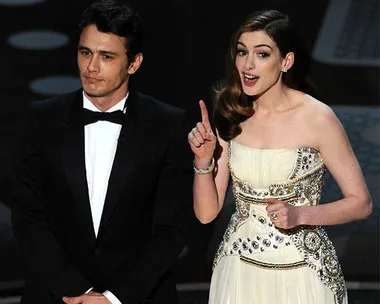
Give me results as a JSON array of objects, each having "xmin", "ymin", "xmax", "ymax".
[{"xmin": 11, "ymin": 90, "xmax": 194, "ymax": 304}]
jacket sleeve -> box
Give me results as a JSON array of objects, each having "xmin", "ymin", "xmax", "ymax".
[
  {"xmin": 109, "ymin": 110, "xmax": 194, "ymax": 303},
  {"xmin": 11, "ymin": 103, "xmax": 91, "ymax": 302}
]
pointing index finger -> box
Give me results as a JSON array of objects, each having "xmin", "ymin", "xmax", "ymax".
[{"xmin": 199, "ymin": 100, "xmax": 211, "ymax": 129}]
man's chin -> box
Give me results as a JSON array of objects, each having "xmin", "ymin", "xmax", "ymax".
[{"xmin": 83, "ymin": 89, "xmax": 105, "ymax": 99}]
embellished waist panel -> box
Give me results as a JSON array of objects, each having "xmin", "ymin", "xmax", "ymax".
[{"xmin": 232, "ymin": 161, "xmax": 326, "ymax": 210}]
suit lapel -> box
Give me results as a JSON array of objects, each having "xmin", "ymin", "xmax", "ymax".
[
  {"xmin": 96, "ymin": 92, "xmax": 143, "ymax": 241},
  {"xmin": 60, "ymin": 90, "xmax": 97, "ymax": 246}
]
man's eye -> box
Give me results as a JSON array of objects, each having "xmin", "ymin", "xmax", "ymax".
[
  {"xmin": 80, "ymin": 50, "xmax": 91, "ymax": 56},
  {"xmin": 103, "ymin": 55, "xmax": 113, "ymax": 60}
]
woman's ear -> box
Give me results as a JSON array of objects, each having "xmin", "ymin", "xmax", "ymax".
[{"xmin": 282, "ymin": 52, "xmax": 294, "ymax": 72}]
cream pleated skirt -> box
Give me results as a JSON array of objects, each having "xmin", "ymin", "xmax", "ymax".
[{"xmin": 209, "ymin": 245, "xmax": 347, "ymax": 304}]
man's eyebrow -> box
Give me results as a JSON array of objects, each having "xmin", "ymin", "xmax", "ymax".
[
  {"xmin": 78, "ymin": 45, "xmax": 120, "ymax": 56},
  {"xmin": 98, "ymin": 49, "xmax": 119, "ymax": 56},
  {"xmin": 78, "ymin": 45, "xmax": 90, "ymax": 51}
]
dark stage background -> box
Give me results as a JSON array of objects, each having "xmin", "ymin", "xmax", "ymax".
[{"xmin": 0, "ymin": 0, "xmax": 379, "ymax": 303}]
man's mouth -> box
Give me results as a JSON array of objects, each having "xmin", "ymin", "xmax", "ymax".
[{"xmin": 84, "ymin": 76, "xmax": 102, "ymax": 83}]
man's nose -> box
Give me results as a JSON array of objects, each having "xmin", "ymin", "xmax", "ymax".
[{"xmin": 87, "ymin": 56, "xmax": 100, "ymax": 73}]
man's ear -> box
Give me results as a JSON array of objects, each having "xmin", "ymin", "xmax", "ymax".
[{"xmin": 127, "ymin": 53, "xmax": 143, "ymax": 75}]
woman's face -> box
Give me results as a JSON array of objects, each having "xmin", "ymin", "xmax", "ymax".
[{"xmin": 235, "ymin": 30, "xmax": 286, "ymax": 97}]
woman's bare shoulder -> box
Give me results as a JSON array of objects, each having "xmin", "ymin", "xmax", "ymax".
[{"xmin": 300, "ymin": 94, "xmax": 339, "ymax": 126}]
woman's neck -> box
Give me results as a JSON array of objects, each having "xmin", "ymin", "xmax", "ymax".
[{"xmin": 253, "ymin": 84, "xmax": 294, "ymax": 113}]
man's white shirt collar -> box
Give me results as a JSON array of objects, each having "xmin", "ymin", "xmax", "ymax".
[{"xmin": 82, "ymin": 91, "xmax": 129, "ymax": 112}]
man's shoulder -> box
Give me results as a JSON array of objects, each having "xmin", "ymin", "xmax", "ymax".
[
  {"xmin": 134, "ymin": 92, "xmax": 185, "ymax": 122},
  {"xmin": 30, "ymin": 89, "xmax": 81, "ymax": 114}
]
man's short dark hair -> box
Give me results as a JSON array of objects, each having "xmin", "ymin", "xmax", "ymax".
[{"xmin": 79, "ymin": 0, "xmax": 143, "ymax": 61}]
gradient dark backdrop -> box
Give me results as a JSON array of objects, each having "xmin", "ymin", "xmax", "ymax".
[{"xmin": 0, "ymin": 0, "xmax": 378, "ymax": 290}]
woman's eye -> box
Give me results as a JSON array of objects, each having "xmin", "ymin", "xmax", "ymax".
[{"xmin": 258, "ymin": 52, "xmax": 270, "ymax": 58}]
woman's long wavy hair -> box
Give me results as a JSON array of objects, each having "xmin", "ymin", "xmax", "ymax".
[{"xmin": 214, "ymin": 10, "xmax": 310, "ymax": 141}]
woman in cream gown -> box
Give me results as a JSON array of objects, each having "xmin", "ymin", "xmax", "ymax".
[{"xmin": 188, "ymin": 10, "xmax": 372, "ymax": 304}]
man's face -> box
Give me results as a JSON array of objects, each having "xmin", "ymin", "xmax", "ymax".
[{"xmin": 77, "ymin": 24, "xmax": 140, "ymax": 103}]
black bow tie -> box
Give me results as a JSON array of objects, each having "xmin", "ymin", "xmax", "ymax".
[{"xmin": 83, "ymin": 108, "xmax": 125, "ymax": 125}]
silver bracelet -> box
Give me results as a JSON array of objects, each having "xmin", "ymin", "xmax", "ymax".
[{"xmin": 193, "ymin": 157, "xmax": 215, "ymax": 174}]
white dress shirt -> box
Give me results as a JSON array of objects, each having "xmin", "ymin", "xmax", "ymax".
[{"xmin": 83, "ymin": 92, "xmax": 128, "ymax": 304}]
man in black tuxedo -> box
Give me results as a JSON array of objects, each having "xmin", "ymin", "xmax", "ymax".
[{"xmin": 11, "ymin": 1, "xmax": 193, "ymax": 303}]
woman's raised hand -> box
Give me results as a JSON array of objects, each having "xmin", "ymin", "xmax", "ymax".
[{"xmin": 188, "ymin": 100, "xmax": 217, "ymax": 163}]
